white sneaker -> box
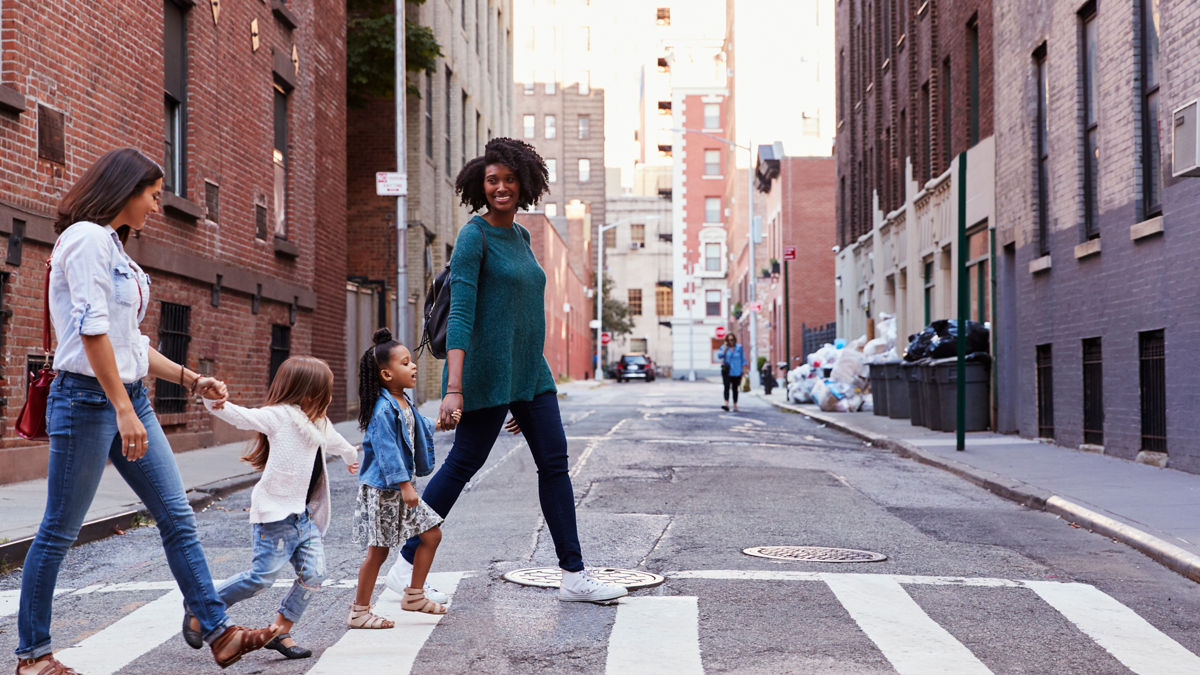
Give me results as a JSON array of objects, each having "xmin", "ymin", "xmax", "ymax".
[
  {"xmin": 558, "ymin": 569, "xmax": 628, "ymax": 603},
  {"xmin": 385, "ymin": 557, "xmax": 450, "ymax": 605}
]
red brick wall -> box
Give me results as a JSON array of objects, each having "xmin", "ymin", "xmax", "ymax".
[{"xmin": 525, "ymin": 214, "xmax": 590, "ymax": 380}]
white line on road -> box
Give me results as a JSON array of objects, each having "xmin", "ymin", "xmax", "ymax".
[
  {"xmin": 1027, "ymin": 581, "xmax": 1200, "ymax": 675},
  {"xmin": 55, "ymin": 588, "xmax": 184, "ymax": 675},
  {"xmin": 306, "ymin": 571, "xmax": 466, "ymax": 675},
  {"xmin": 668, "ymin": 570, "xmax": 1024, "ymax": 587},
  {"xmin": 822, "ymin": 573, "xmax": 993, "ymax": 675},
  {"xmin": 605, "ymin": 596, "xmax": 703, "ymax": 675}
]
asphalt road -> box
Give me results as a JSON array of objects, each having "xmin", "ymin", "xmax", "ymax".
[{"xmin": 3, "ymin": 380, "xmax": 1200, "ymax": 674}]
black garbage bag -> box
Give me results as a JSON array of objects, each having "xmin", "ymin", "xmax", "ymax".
[
  {"xmin": 906, "ymin": 320, "xmax": 990, "ymax": 360},
  {"xmin": 903, "ymin": 329, "xmax": 936, "ymax": 361}
]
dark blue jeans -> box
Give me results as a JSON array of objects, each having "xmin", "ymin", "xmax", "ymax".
[
  {"xmin": 400, "ymin": 391, "xmax": 584, "ymax": 571},
  {"xmin": 16, "ymin": 372, "xmax": 229, "ymax": 659}
]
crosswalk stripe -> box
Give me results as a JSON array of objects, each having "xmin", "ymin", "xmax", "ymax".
[
  {"xmin": 55, "ymin": 589, "xmax": 184, "ymax": 675},
  {"xmin": 822, "ymin": 573, "xmax": 993, "ymax": 675},
  {"xmin": 605, "ymin": 596, "xmax": 702, "ymax": 675},
  {"xmin": 1027, "ymin": 581, "xmax": 1200, "ymax": 675},
  {"xmin": 306, "ymin": 571, "xmax": 466, "ymax": 675}
]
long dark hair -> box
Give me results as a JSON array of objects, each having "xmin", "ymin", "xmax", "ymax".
[
  {"xmin": 455, "ymin": 137, "xmax": 550, "ymax": 212},
  {"xmin": 55, "ymin": 148, "xmax": 163, "ymax": 238},
  {"xmin": 357, "ymin": 327, "xmax": 402, "ymax": 430},
  {"xmin": 241, "ymin": 356, "xmax": 334, "ymax": 471}
]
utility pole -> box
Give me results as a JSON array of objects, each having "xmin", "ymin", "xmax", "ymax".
[
  {"xmin": 746, "ymin": 137, "xmax": 758, "ymax": 379},
  {"xmin": 394, "ymin": 0, "xmax": 408, "ymax": 354}
]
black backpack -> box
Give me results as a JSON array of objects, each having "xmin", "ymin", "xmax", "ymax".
[{"xmin": 418, "ymin": 222, "xmax": 487, "ymax": 359}]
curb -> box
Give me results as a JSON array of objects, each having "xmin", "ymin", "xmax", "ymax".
[
  {"xmin": 0, "ymin": 471, "xmax": 260, "ymax": 570},
  {"xmin": 756, "ymin": 392, "xmax": 1200, "ymax": 585}
]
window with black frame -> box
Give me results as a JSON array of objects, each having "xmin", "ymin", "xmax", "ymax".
[
  {"xmin": 269, "ymin": 324, "xmax": 291, "ymax": 385},
  {"xmin": 156, "ymin": 302, "xmax": 192, "ymax": 414}
]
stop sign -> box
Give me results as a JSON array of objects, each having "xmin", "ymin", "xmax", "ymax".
[
  {"xmin": 715, "ymin": 326, "xmax": 727, "ymax": 339},
  {"xmin": 600, "ymin": 331, "xmax": 611, "ymax": 345}
]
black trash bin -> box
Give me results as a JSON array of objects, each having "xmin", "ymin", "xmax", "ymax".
[
  {"xmin": 933, "ymin": 355, "xmax": 992, "ymax": 432},
  {"xmin": 884, "ymin": 362, "xmax": 910, "ymax": 419},
  {"xmin": 904, "ymin": 361, "xmax": 926, "ymax": 427},
  {"xmin": 921, "ymin": 360, "xmax": 948, "ymax": 431},
  {"xmin": 868, "ymin": 364, "xmax": 889, "ymax": 416}
]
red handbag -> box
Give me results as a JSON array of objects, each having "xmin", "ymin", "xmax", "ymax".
[{"xmin": 15, "ymin": 258, "xmax": 55, "ymax": 440}]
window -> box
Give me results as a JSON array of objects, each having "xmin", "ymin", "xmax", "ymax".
[
  {"xmin": 966, "ymin": 226, "xmax": 989, "ymax": 322},
  {"xmin": 604, "ymin": 227, "xmax": 616, "ymax": 248},
  {"xmin": 461, "ymin": 91, "xmax": 468, "ymax": 166},
  {"xmin": 923, "ymin": 259, "xmax": 934, "ymax": 326},
  {"xmin": 546, "ymin": 158, "xmax": 557, "ymax": 183},
  {"xmin": 1140, "ymin": 0, "xmax": 1162, "ymax": 217},
  {"xmin": 524, "ymin": 73, "xmax": 535, "ymax": 95},
  {"xmin": 631, "ymin": 223, "xmax": 645, "ymax": 247},
  {"xmin": 273, "ymin": 84, "xmax": 288, "ymax": 238},
  {"xmin": 269, "ymin": 324, "xmax": 291, "ymax": 385},
  {"xmin": 704, "ymin": 103, "xmax": 720, "ymax": 130},
  {"xmin": 705, "ymin": 197, "xmax": 721, "ymax": 223},
  {"xmin": 968, "ymin": 16, "xmax": 980, "ymax": 146},
  {"xmin": 1080, "ymin": 5, "xmax": 1100, "ymax": 239},
  {"xmin": 628, "ymin": 288, "xmax": 642, "ymax": 316},
  {"xmin": 163, "ymin": 0, "xmax": 187, "ymax": 196},
  {"xmin": 1082, "ymin": 338, "xmax": 1104, "ymax": 446},
  {"xmin": 545, "ymin": 114, "xmax": 556, "ymax": 139},
  {"xmin": 155, "ymin": 302, "xmax": 191, "ymax": 414},
  {"xmin": 656, "ymin": 285, "xmax": 672, "ymax": 316},
  {"xmin": 705, "ymin": 289, "xmax": 721, "ymax": 316},
  {"xmin": 838, "ymin": 49, "xmax": 846, "ymax": 122},
  {"xmin": 578, "ymin": 158, "xmax": 591, "ymax": 182},
  {"xmin": 578, "ymin": 115, "xmax": 590, "ymax": 139},
  {"xmin": 1139, "ymin": 330, "xmax": 1166, "ymax": 452},
  {"xmin": 656, "ymin": 7, "xmax": 670, "ymax": 25},
  {"xmin": 704, "ymin": 149, "xmax": 720, "ymax": 176},
  {"xmin": 1037, "ymin": 344, "xmax": 1054, "ymax": 439},
  {"xmin": 425, "ymin": 71, "xmax": 434, "ymax": 157},
  {"xmin": 1035, "ymin": 46, "xmax": 1050, "ymax": 256},
  {"xmin": 461, "ymin": 0, "xmax": 467, "ymax": 29},
  {"xmin": 577, "ymin": 71, "xmax": 590, "ymax": 95},
  {"xmin": 544, "ymin": 202, "xmax": 557, "ymax": 218},
  {"xmin": 474, "ymin": 0, "xmax": 480, "ymax": 52},
  {"xmin": 444, "ymin": 67, "xmax": 452, "ymax": 176},
  {"xmin": 205, "ymin": 181, "xmax": 219, "ymax": 224},
  {"xmin": 921, "ymin": 81, "xmax": 931, "ymax": 182},
  {"xmin": 705, "ymin": 243, "xmax": 721, "ymax": 271},
  {"xmin": 523, "ymin": 114, "xmax": 535, "ymax": 139},
  {"xmin": 545, "ymin": 73, "xmax": 556, "ymax": 95},
  {"xmin": 942, "ymin": 57, "xmax": 951, "ymax": 167}
]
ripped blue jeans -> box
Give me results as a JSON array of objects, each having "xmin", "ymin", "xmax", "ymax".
[{"xmin": 215, "ymin": 511, "xmax": 325, "ymax": 623}]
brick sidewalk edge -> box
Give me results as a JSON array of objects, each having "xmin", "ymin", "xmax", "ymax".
[{"xmin": 755, "ymin": 392, "xmax": 1200, "ymax": 585}]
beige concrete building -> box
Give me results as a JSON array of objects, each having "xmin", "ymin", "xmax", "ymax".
[{"xmin": 603, "ymin": 196, "xmax": 674, "ymax": 373}]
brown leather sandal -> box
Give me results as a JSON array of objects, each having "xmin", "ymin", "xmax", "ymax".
[
  {"xmin": 14, "ymin": 655, "xmax": 79, "ymax": 675},
  {"xmin": 209, "ymin": 624, "xmax": 282, "ymax": 669}
]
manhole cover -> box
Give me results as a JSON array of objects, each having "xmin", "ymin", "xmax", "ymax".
[
  {"xmin": 502, "ymin": 567, "xmax": 666, "ymax": 589},
  {"xmin": 742, "ymin": 546, "xmax": 887, "ymax": 563}
]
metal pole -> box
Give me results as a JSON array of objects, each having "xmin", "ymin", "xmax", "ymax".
[
  {"xmin": 394, "ymin": 0, "xmax": 408, "ymax": 354},
  {"xmin": 596, "ymin": 234, "xmax": 603, "ymax": 380},
  {"xmin": 747, "ymin": 137, "xmax": 757, "ymax": 377},
  {"xmin": 956, "ymin": 151, "xmax": 968, "ymax": 451}
]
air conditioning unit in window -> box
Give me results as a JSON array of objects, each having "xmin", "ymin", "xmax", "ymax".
[
  {"xmin": 629, "ymin": 241, "xmax": 643, "ymax": 249},
  {"xmin": 1173, "ymin": 99, "xmax": 1200, "ymax": 177}
]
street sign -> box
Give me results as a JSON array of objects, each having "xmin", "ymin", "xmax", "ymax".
[
  {"xmin": 783, "ymin": 246, "xmax": 797, "ymax": 261},
  {"xmin": 600, "ymin": 331, "xmax": 611, "ymax": 345},
  {"xmin": 715, "ymin": 326, "xmax": 727, "ymax": 339},
  {"xmin": 375, "ymin": 172, "xmax": 408, "ymax": 196},
  {"xmin": 588, "ymin": 319, "xmax": 600, "ymax": 329},
  {"xmin": 749, "ymin": 301, "xmax": 762, "ymax": 312}
]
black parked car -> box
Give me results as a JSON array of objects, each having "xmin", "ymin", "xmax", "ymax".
[{"xmin": 615, "ymin": 353, "xmax": 656, "ymax": 382}]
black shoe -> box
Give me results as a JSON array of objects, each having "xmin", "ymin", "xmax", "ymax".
[
  {"xmin": 265, "ymin": 633, "xmax": 313, "ymax": 660},
  {"xmin": 721, "ymin": 404, "xmax": 729, "ymax": 411},
  {"xmin": 182, "ymin": 612, "xmax": 203, "ymax": 649}
]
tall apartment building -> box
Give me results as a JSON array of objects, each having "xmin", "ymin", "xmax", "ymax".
[
  {"xmin": 833, "ymin": 0, "xmax": 996, "ymax": 390},
  {"xmin": 603, "ymin": 196, "xmax": 674, "ymax": 372},
  {"xmin": 994, "ymin": 0, "xmax": 1200, "ymax": 470},
  {"xmin": 345, "ymin": 0, "xmax": 514, "ymax": 406},
  {"xmin": 0, "ymin": 0, "xmax": 347, "ymax": 484}
]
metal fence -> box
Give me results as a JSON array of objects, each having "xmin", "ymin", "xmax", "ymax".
[
  {"xmin": 1139, "ymin": 330, "xmax": 1166, "ymax": 452},
  {"xmin": 801, "ymin": 322, "xmax": 837, "ymax": 360}
]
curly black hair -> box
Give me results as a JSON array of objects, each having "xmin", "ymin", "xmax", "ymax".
[
  {"xmin": 455, "ymin": 137, "xmax": 550, "ymax": 212},
  {"xmin": 357, "ymin": 327, "xmax": 402, "ymax": 431}
]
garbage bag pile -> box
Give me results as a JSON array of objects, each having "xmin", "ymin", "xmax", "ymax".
[
  {"xmin": 787, "ymin": 313, "xmax": 901, "ymax": 412},
  {"xmin": 903, "ymin": 319, "xmax": 990, "ymax": 361}
]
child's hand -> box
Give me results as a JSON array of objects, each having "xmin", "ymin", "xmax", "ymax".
[
  {"xmin": 399, "ymin": 482, "xmax": 419, "ymax": 509},
  {"xmin": 195, "ymin": 377, "xmax": 228, "ymax": 405},
  {"xmin": 347, "ymin": 462, "xmax": 359, "ymax": 475},
  {"xmin": 435, "ymin": 409, "xmax": 462, "ymax": 430},
  {"xmin": 504, "ymin": 416, "xmax": 522, "ymax": 435}
]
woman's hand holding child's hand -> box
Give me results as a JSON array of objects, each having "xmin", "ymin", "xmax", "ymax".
[
  {"xmin": 400, "ymin": 482, "xmax": 419, "ymax": 508},
  {"xmin": 347, "ymin": 462, "xmax": 360, "ymax": 475},
  {"xmin": 435, "ymin": 409, "xmax": 462, "ymax": 431},
  {"xmin": 195, "ymin": 376, "xmax": 229, "ymax": 409},
  {"xmin": 504, "ymin": 417, "xmax": 522, "ymax": 435}
]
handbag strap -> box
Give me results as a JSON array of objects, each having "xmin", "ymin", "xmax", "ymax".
[{"xmin": 41, "ymin": 256, "xmax": 52, "ymax": 354}]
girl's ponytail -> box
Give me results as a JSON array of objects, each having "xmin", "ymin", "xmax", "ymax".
[{"xmin": 358, "ymin": 328, "xmax": 401, "ymax": 430}]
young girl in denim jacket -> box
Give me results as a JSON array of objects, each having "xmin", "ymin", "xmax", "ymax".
[
  {"xmin": 183, "ymin": 356, "xmax": 360, "ymax": 660},
  {"xmin": 348, "ymin": 328, "xmax": 455, "ymax": 627}
]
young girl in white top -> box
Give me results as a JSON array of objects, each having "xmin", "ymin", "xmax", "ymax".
[{"xmin": 182, "ymin": 356, "xmax": 359, "ymax": 660}]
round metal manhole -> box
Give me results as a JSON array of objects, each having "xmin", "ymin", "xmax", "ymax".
[
  {"xmin": 502, "ymin": 567, "xmax": 666, "ymax": 589},
  {"xmin": 742, "ymin": 546, "xmax": 888, "ymax": 563}
]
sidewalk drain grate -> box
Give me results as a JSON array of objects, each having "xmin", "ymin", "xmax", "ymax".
[
  {"xmin": 742, "ymin": 546, "xmax": 887, "ymax": 563},
  {"xmin": 502, "ymin": 567, "xmax": 666, "ymax": 589}
]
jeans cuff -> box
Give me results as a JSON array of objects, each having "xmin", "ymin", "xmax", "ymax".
[
  {"xmin": 202, "ymin": 620, "xmax": 231, "ymax": 645},
  {"xmin": 14, "ymin": 642, "xmax": 53, "ymax": 661}
]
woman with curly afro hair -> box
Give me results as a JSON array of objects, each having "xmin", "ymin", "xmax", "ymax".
[{"xmin": 384, "ymin": 137, "xmax": 628, "ymax": 604}]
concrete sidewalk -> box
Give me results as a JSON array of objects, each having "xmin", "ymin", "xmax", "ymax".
[{"xmin": 753, "ymin": 385, "xmax": 1200, "ymax": 583}]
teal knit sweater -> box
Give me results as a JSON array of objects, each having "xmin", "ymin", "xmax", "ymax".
[{"xmin": 443, "ymin": 216, "xmax": 557, "ymax": 411}]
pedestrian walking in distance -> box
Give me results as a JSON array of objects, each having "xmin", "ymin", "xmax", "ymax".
[
  {"xmin": 15, "ymin": 148, "xmax": 278, "ymax": 674},
  {"xmin": 718, "ymin": 333, "xmax": 746, "ymax": 412},
  {"xmin": 183, "ymin": 356, "xmax": 361, "ymax": 660},
  {"xmin": 352, "ymin": 329, "xmax": 453, "ymax": 626},
  {"xmin": 391, "ymin": 137, "xmax": 628, "ymax": 603}
]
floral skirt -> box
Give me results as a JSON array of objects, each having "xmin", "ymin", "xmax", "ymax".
[{"xmin": 352, "ymin": 483, "xmax": 444, "ymax": 548}]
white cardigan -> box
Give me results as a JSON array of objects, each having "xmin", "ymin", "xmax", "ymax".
[{"xmin": 205, "ymin": 399, "xmax": 358, "ymax": 534}]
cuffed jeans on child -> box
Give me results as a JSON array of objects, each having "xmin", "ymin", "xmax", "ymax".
[{"xmin": 215, "ymin": 511, "xmax": 325, "ymax": 623}]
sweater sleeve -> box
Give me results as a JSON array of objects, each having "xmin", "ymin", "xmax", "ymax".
[
  {"xmin": 446, "ymin": 222, "xmax": 485, "ymax": 352},
  {"xmin": 323, "ymin": 422, "xmax": 360, "ymax": 465},
  {"xmin": 204, "ymin": 399, "xmax": 279, "ymax": 434}
]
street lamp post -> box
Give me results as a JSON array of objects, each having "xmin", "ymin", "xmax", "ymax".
[{"xmin": 596, "ymin": 216, "xmax": 659, "ymax": 380}]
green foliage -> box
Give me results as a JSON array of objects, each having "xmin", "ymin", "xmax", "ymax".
[
  {"xmin": 347, "ymin": 0, "xmax": 443, "ymax": 107},
  {"xmin": 756, "ymin": 356, "xmax": 768, "ymax": 373},
  {"xmin": 732, "ymin": 301, "xmax": 743, "ymax": 319},
  {"xmin": 601, "ymin": 273, "xmax": 635, "ymax": 339}
]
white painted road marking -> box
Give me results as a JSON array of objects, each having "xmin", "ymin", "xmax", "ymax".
[
  {"xmin": 55, "ymin": 589, "xmax": 184, "ymax": 675},
  {"xmin": 822, "ymin": 573, "xmax": 993, "ymax": 675},
  {"xmin": 1027, "ymin": 580, "xmax": 1200, "ymax": 675},
  {"xmin": 306, "ymin": 571, "xmax": 465, "ymax": 675},
  {"xmin": 606, "ymin": 596, "xmax": 702, "ymax": 675}
]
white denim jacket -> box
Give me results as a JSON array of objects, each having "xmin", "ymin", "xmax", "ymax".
[{"xmin": 49, "ymin": 222, "xmax": 151, "ymax": 382}]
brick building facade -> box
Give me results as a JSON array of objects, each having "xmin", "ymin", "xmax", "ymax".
[
  {"xmin": 523, "ymin": 211, "xmax": 590, "ymax": 381},
  {"xmin": 0, "ymin": 0, "xmax": 346, "ymax": 485}
]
